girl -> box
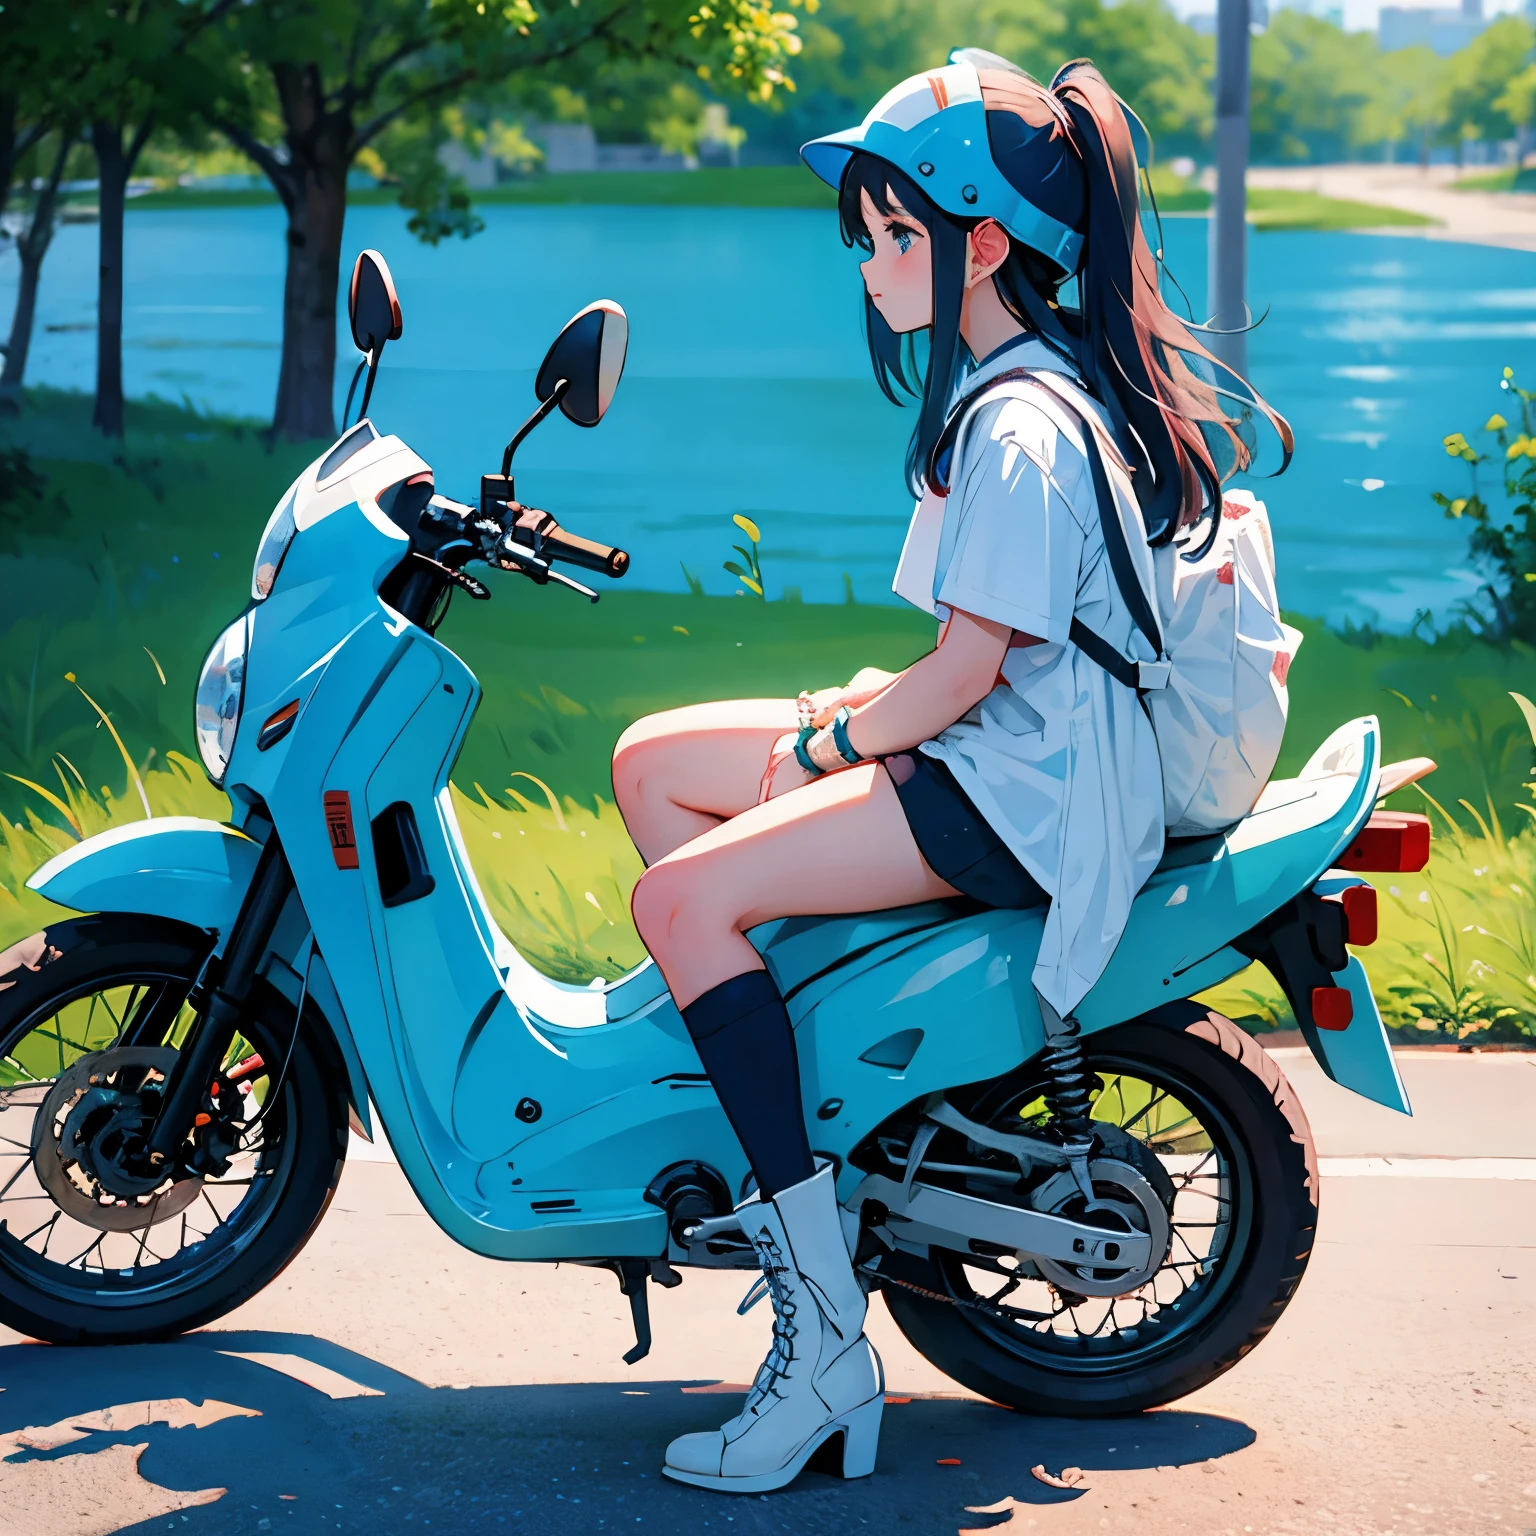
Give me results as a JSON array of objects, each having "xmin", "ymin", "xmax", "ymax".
[{"xmin": 614, "ymin": 51, "xmax": 1287, "ymax": 1495}]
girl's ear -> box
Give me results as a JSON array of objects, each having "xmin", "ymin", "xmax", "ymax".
[{"xmin": 966, "ymin": 219, "xmax": 1011, "ymax": 290}]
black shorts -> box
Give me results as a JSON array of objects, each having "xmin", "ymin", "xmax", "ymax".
[{"xmin": 885, "ymin": 752, "xmax": 1049, "ymax": 911}]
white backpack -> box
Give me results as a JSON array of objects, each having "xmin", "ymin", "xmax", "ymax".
[{"xmin": 935, "ymin": 367, "xmax": 1301, "ymax": 838}]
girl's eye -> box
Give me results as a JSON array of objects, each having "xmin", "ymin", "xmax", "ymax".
[{"xmin": 895, "ymin": 229, "xmax": 913, "ymax": 255}]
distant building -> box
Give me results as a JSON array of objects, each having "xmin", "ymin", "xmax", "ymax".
[{"xmin": 1379, "ymin": 0, "xmax": 1487, "ymax": 56}]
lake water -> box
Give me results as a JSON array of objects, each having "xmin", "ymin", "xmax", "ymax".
[{"xmin": 5, "ymin": 201, "xmax": 1535, "ymax": 626}]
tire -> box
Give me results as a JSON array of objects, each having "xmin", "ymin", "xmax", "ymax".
[
  {"xmin": 879, "ymin": 1008, "xmax": 1318, "ymax": 1416},
  {"xmin": 0, "ymin": 913, "xmax": 350, "ymax": 1343}
]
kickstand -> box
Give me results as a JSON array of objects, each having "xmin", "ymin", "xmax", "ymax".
[{"xmin": 609, "ymin": 1259, "xmax": 653, "ymax": 1365}]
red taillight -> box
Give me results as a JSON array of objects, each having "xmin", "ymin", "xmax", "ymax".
[
  {"xmin": 1337, "ymin": 812, "xmax": 1430, "ymax": 873},
  {"xmin": 1340, "ymin": 884, "xmax": 1378, "ymax": 946},
  {"xmin": 1312, "ymin": 986, "xmax": 1354, "ymax": 1031}
]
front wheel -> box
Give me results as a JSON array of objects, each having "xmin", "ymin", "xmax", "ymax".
[
  {"xmin": 0, "ymin": 914, "xmax": 349, "ymax": 1343},
  {"xmin": 879, "ymin": 1010, "xmax": 1318, "ymax": 1415}
]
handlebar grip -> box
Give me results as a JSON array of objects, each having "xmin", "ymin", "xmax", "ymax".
[{"xmin": 540, "ymin": 519, "xmax": 629, "ymax": 579}]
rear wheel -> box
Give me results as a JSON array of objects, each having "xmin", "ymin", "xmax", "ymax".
[
  {"xmin": 878, "ymin": 1010, "xmax": 1318, "ymax": 1415},
  {"xmin": 0, "ymin": 914, "xmax": 349, "ymax": 1343}
]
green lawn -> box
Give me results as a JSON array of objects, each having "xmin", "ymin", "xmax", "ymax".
[
  {"xmin": 1155, "ymin": 185, "xmax": 1435, "ymax": 230},
  {"xmin": 123, "ymin": 165, "xmax": 1430, "ymax": 230},
  {"xmin": 1247, "ymin": 188, "xmax": 1434, "ymax": 230},
  {"xmin": 1451, "ymin": 166, "xmax": 1536, "ymax": 194},
  {"xmin": 2, "ymin": 389, "xmax": 1533, "ymax": 1036}
]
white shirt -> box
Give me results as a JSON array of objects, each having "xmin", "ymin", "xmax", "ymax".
[{"xmin": 891, "ymin": 336, "xmax": 1167, "ymax": 1016}]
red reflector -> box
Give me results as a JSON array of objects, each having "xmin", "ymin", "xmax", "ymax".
[
  {"xmin": 324, "ymin": 790, "xmax": 360, "ymax": 870},
  {"xmin": 1341, "ymin": 884, "xmax": 1378, "ymax": 946},
  {"xmin": 1312, "ymin": 986, "xmax": 1354, "ymax": 1031},
  {"xmin": 1338, "ymin": 811, "xmax": 1430, "ymax": 873}
]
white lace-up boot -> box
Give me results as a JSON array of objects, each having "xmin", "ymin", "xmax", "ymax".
[{"xmin": 663, "ymin": 1163, "xmax": 883, "ymax": 1493}]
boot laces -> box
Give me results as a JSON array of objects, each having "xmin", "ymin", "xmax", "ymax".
[{"xmin": 743, "ymin": 1233, "xmax": 799, "ymax": 1414}]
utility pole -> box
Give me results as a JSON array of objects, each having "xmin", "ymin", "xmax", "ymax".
[{"xmin": 1209, "ymin": 0, "xmax": 1251, "ymax": 379}]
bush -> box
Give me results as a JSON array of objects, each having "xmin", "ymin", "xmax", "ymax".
[{"xmin": 1436, "ymin": 368, "xmax": 1536, "ymax": 642}]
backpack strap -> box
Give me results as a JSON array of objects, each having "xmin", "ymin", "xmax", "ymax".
[{"xmin": 928, "ymin": 365, "xmax": 1168, "ymax": 687}]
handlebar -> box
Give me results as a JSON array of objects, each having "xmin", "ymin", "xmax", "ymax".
[
  {"xmin": 534, "ymin": 516, "xmax": 629, "ymax": 579},
  {"xmin": 418, "ymin": 491, "xmax": 629, "ymax": 600}
]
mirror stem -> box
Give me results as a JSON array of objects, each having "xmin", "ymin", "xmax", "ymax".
[
  {"xmin": 358, "ymin": 348, "xmax": 384, "ymax": 423},
  {"xmin": 502, "ymin": 378, "xmax": 570, "ymax": 476}
]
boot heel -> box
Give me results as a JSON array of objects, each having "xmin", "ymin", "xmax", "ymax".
[{"xmin": 835, "ymin": 1395, "xmax": 883, "ymax": 1479}]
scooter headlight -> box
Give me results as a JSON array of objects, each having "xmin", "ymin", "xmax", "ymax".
[{"xmin": 194, "ymin": 614, "xmax": 250, "ymax": 786}]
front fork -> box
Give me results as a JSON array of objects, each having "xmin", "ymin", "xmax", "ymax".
[{"xmin": 144, "ymin": 833, "xmax": 294, "ymax": 1168}]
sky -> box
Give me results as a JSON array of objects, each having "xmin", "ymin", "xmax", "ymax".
[{"xmin": 1169, "ymin": 0, "xmax": 1528, "ymax": 34}]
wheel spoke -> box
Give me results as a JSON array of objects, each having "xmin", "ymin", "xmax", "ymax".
[
  {"xmin": 1117, "ymin": 1087, "xmax": 1170, "ymax": 1136},
  {"xmin": 19, "ymin": 1211, "xmax": 59, "ymax": 1247}
]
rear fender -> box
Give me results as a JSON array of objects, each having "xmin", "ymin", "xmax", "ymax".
[{"xmin": 1232, "ymin": 882, "xmax": 1411, "ymax": 1115}]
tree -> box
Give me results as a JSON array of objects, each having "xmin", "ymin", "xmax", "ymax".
[
  {"xmin": 1250, "ymin": 11, "xmax": 1387, "ymax": 163},
  {"xmin": 0, "ymin": 4, "xmax": 75, "ymax": 411},
  {"xmin": 46, "ymin": 0, "xmax": 237, "ymax": 437},
  {"xmin": 1436, "ymin": 15, "xmax": 1534, "ymax": 159},
  {"xmin": 1375, "ymin": 45, "xmax": 1445, "ymax": 167},
  {"xmin": 0, "ymin": 134, "xmax": 74, "ymax": 407},
  {"xmin": 205, "ymin": 0, "xmax": 808, "ymax": 444}
]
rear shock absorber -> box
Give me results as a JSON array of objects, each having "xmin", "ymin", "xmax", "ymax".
[{"xmin": 1041, "ymin": 1030, "xmax": 1095, "ymax": 1147}]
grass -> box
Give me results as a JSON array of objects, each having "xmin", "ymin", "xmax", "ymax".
[
  {"xmin": 2, "ymin": 388, "xmax": 1534, "ymax": 1038},
  {"xmin": 124, "ymin": 165, "xmax": 1429, "ymax": 230},
  {"xmin": 1451, "ymin": 166, "xmax": 1536, "ymax": 195},
  {"xmin": 1246, "ymin": 188, "xmax": 1434, "ymax": 231},
  {"xmin": 127, "ymin": 167, "xmax": 834, "ymax": 211},
  {"xmin": 1154, "ymin": 184, "xmax": 1435, "ymax": 231}
]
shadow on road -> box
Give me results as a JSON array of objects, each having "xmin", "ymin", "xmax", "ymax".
[{"xmin": 0, "ymin": 1331, "xmax": 1256, "ymax": 1535}]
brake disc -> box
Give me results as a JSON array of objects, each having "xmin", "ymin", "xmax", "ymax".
[
  {"xmin": 30, "ymin": 1048, "xmax": 204, "ymax": 1233},
  {"xmin": 1028, "ymin": 1156, "xmax": 1172, "ymax": 1298}
]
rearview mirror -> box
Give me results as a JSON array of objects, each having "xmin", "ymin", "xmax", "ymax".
[
  {"xmin": 493, "ymin": 299, "xmax": 629, "ymax": 486},
  {"xmin": 536, "ymin": 300, "xmax": 628, "ymax": 427},
  {"xmin": 350, "ymin": 249, "xmax": 402, "ymax": 357},
  {"xmin": 346, "ymin": 250, "xmax": 402, "ymax": 423}
]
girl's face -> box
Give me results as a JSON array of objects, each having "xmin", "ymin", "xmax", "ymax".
[{"xmin": 859, "ymin": 185, "xmax": 932, "ymax": 335}]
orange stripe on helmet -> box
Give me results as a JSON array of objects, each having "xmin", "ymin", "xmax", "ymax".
[{"xmin": 927, "ymin": 73, "xmax": 949, "ymax": 111}]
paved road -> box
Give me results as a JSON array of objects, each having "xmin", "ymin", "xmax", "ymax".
[{"xmin": 1, "ymin": 1050, "xmax": 1531, "ymax": 1536}]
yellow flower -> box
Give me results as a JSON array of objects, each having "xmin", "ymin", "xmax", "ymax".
[
  {"xmin": 1450, "ymin": 498, "xmax": 1468, "ymax": 517},
  {"xmin": 1486, "ymin": 413, "xmax": 1508, "ymax": 431},
  {"xmin": 732, "ymin": 513, "xmax": 761, "ymax": 543}
]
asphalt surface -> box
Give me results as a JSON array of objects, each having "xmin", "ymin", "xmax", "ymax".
[{"xmin": 1, "ymin": 1048, "xmax": 1531, "ymax": 1536}]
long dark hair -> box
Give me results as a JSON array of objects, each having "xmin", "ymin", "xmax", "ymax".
[{"xmin": 838, "ymin": 58, "xmax": 1291, "ymax": 544}]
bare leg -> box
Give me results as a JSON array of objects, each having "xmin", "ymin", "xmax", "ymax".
[
  {"xmin": 612, "ymin": 698, "xmax": 798, "ymax": 865},
  {"xmin": 629, "ymin": 762, "xmax": 958, "ymax": 1009}
]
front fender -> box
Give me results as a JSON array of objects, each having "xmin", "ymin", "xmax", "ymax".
[
  {"xmin": 27, "ymin": 817, "xmax": 260, "ymax": 941},
  {"xmin": 26, "ymin": 819, "xmax": 376, "ymax": 1138}
]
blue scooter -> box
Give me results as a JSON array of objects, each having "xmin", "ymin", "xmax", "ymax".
[{"xmin": 0, "ymin": 251, "xmax": 1426, "ymax": 1417}]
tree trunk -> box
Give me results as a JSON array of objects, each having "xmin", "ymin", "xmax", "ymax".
[
  {"xmin": 91, "ymin": 122, "xmax": 129, "ymax": 438},
  {"xmin": 271, "ymin": 134, "xmax": 350, "ymax": 443},
  {"xmin": 0, "ymin": 92, "xmax": 17, "ymax": 218},
  {"xmin": 0, "ymin": 136, "xmax": 70, "ymax": 405}
]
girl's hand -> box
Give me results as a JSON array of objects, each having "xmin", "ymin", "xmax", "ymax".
[
  {"xmin": 758, "ymin": 731, "xmax": 819, "ymax": 803},
  {"xmin": 809, "ymin": 668, "xmax": 899, "ymax": 727}
]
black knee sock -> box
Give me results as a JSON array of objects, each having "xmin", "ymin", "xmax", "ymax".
[{"xmin": 681, "ymin": 968, "xmax": 816, "ymax": 1201}]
